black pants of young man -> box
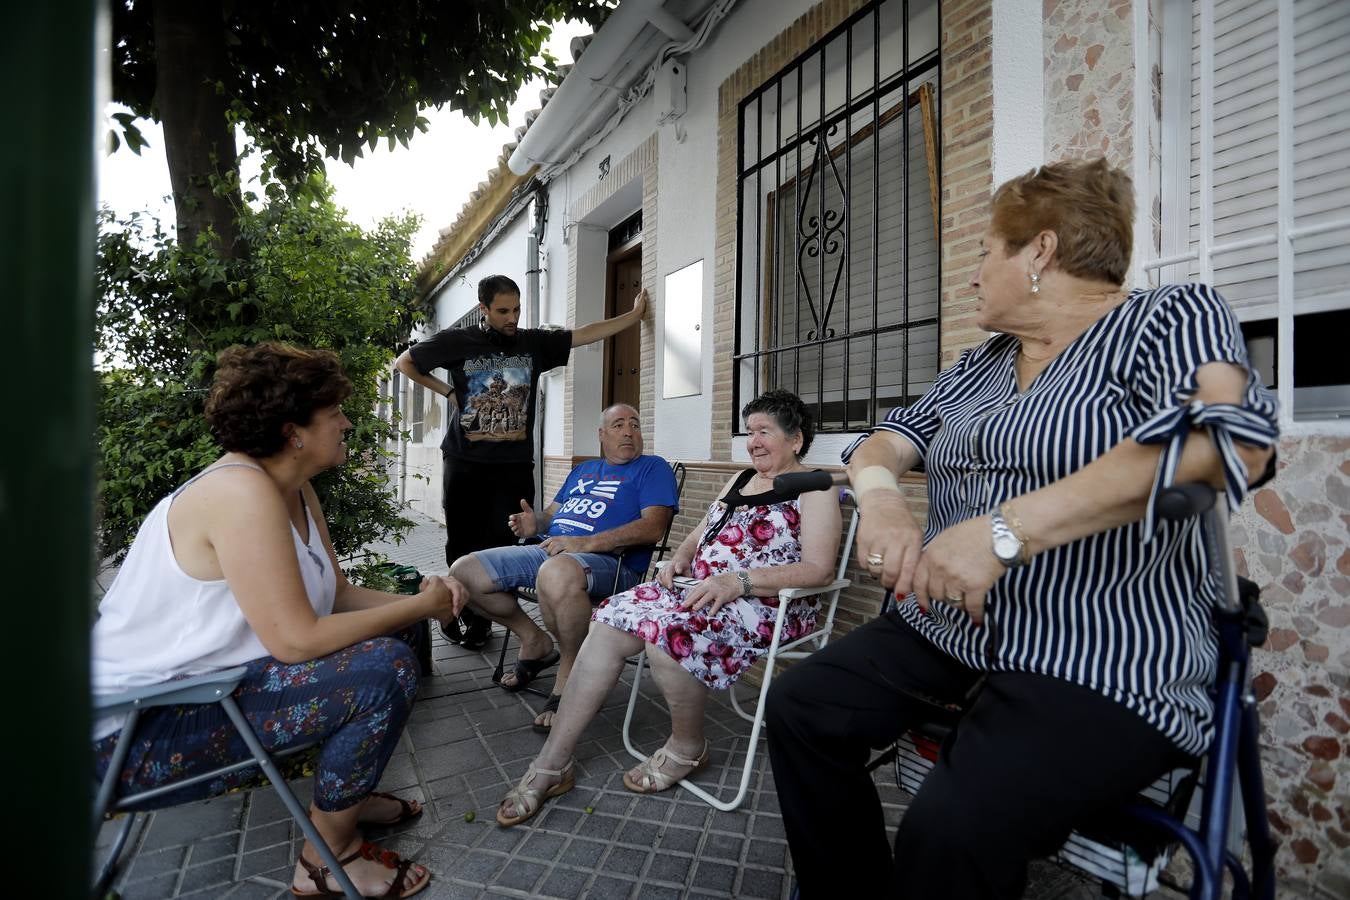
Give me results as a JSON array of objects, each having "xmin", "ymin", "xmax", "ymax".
[
  {"xmin": 765, "ymin": 612, "xmax": 1187, "ymax": 899},
  {"xmin": 441, "ymin": 456, "xmax": 536, "ymax": 644}
]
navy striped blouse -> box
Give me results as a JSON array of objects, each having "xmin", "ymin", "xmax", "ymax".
[{"xmin": 843, "ymin": 284, "xmax": 1279, "ymax": 754}]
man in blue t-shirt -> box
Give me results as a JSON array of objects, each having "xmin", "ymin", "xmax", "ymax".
[{"xmin": 449, "ymin": 404, "xmax": 678, "ymax": 731}]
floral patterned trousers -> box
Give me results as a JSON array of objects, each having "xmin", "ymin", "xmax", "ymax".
[{"xmin": 93, "ymin": 632, "xmax": 421, "ymax": 813}]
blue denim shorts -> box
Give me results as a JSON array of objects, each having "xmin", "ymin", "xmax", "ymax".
[{"xmin": 474, "ymin": 544, "xmax": 642, "ymax": 599}]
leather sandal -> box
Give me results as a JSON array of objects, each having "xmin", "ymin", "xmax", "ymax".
[
  {"xmin": 622, "ymin": 740, "xmax": 710, "ymax": 794},
  {"xmin": 291, "ymin": 840, "xmax": 430, "ymax": 898},
  {"xmin": 496, "ymin": 758, "xmax": 575, "ymax": 827},
  {"xmin": 532, "ymin": 693, "xmax": 561, "ymax": 734},
  {"xmin": 500, "ymin": 649, "xmax": 561, "ymax": 693},
  {"xmin": 359, "ymin": 791, "xmax": 423, "ymax": 828}
]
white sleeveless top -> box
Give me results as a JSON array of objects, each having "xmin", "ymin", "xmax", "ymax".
[{"xmin": 91, "ymin": 464, "xmax": 337, "ymax": 739}]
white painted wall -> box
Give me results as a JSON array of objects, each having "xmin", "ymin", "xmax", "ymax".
[{"xmin": 991, "ymin": 0, "xmax": 1044, "ymax": 186}]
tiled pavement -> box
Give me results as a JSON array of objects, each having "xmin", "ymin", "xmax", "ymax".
[{"xmin": 97, "ymin": 512, "xmax": 1122, "ymax": 899}]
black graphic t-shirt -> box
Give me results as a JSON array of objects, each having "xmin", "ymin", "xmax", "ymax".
[{"xmin": 408, "ymin": 323, "xmax": 572, "ymax": 463}]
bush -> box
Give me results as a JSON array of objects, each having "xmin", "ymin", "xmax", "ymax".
[{"xmin": 96, "ymin": 180, "xmax": 422, "ymax": 565}]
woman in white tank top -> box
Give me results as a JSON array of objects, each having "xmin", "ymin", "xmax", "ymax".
[{"xmin": 93, "ymin": 342, "xmax": 467, "ymax": 898}]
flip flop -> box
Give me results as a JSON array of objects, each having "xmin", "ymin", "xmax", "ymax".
[
  {"xmin": 499, "ymin": 649, "xmax": 560, "ymax": 693},
  {"xmin": 532, "ymin": 693, "xmax": 562, "ymax": 734},
  {"xmin": 360, "ymin": 791, "xmax": 423, "ymax": 828}
]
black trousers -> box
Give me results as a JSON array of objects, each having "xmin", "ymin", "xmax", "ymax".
[
  {"xmin": 441, "ymin": 456, "xmax": 536, "ymax": 568},
  {"xmin": 765, "ymin": 612, "xmax": 1185, "ymax": 899}
]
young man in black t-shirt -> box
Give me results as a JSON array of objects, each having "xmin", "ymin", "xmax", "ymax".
[{"xmin": 395, "ymin": 274, "xmax": 646, "ymax": 648}]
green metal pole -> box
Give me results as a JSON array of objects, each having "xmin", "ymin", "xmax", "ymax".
[{"xmin": 2, "ymin": 0, "xmax": 98, "ymax": 895}]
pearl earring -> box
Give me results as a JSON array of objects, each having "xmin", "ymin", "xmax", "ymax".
[
  {"xmin": 1029, "ymin": 271, "xmax": 1041, "ymax": 295},
  {"xmin": 293, "ymin": 438, "xmax": 304, "ymax": 449}
]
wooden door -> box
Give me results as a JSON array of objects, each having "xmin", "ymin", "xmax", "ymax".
[{"xmin": 605, "ymin": 250, "xmax": 642, "ymax": 411}]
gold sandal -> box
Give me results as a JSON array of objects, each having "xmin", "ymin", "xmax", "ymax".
[
  {"xmin": 496, "ymin": 758, "xmax": 575, "ymax": 827},
  {"xmin": 622, "ymin": 740, "xmax": 710, "ymax": 794}
]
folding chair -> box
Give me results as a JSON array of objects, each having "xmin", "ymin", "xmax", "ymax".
[
  {"xmin": 92, "ymin": 667, "xmax": 362, "ymax": 900},
  {"xmin": 492, "ymin": 462, "xmax": 687, "ymax": 700},
  {"xmin": 621, "ymin": 487, "xmax": 860, "ymax": 812}
]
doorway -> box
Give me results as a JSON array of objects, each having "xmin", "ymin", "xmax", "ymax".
[{"xmin": 605, "ymin": 243, "xmax": 642, "ymax": 412}]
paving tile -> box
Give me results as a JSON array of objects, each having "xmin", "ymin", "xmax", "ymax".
[
  {"xmin": 587, "ymin": 873, "xmax": 638, "ymax": 899},
  {"xmin": 180, "ymin": 854, "xmax": 240, "ymax": 891},
  {"xmin": 612, "ymin": 818, "xmax": 659, "ymax": 847},
  {"xmin": 745, "ymin": 838, "xmax": 788, "ymax": 868},
  {"xmin": 537, "ymin": 865, "xmax": 591, "ymax": 898},
  {"xmin": 645, "ymin": 852, "xmax": 696, "ymax": 884},
  {"xmin": 140, "ymin": 796, "xmax": 246, "ymax": 851},
  {"xmin": 242, "ymin": 820, "xmax": 291, "ymax": 853},
  {"xmin": 701, "ymin": 831, "xmax": 743, "ymax": 862},
  {"xmin": 456, "ymin": 849, "xmax": 509, "ymax": 884},
  {"xmin": 186, "ymin": 832, "xmax": 240, "ymax": 864},
  {"xmin": 559, "ymin": 837, "xmax": 611, "ymax": 867},
  {"xmin": 602, "ymin": 845, "xmax": 649, "ymax": 877},
  {"xmin": 749, "ymin": 814, "xmax": 787, "ymax": 840},
  {"xmin": 116, "ymin": 871, "xmax": 179, "ymax": 899},
  {"xmin": 238, "ymin": 844, "xmax": 291, "ymax": 879},
  {"xmin": 692, "ymin": 859, "xmax": 738, "ymax": 893},
  {"xmin": 476, "ymin": 825, "xmax": 525, "ymax": 854},
  {"xmin": 634, "ymin": 885, "xmax": 683, "ymax": 900},
  {"xmin": 536, "ymin": 806, "xmax": 584, "ymax": 834},
  {"xmin": 738, "ymin": 867, "xmax": 784, "ymax": 899},
  {"xmin": 709, "ymin": 809, "xmax": 750, "ymax": 834},
  {"xmin": 125, "ymin": 847, "xmax": 187, "ymax": 885},
  {"xmin": 516, "ymin": 830, "xmax": 567, "ymax": 862},
  {"xmin": 490, "ymin": 858, "xmax": 547, "ymax": 892},
  {"xmin": 416, "ymin": 737, "xmax": 493, "ymax": 777},
  {"xmin": 654, "ymin": 826, "xmax": 701, "ymax": 855},
  {"xmin": 667, "ymin": 803, "xmax": 712, "ymax": 828},
  {"xmin": 218, "ymin": 882, "xmax": 284, "ymax": 899}
]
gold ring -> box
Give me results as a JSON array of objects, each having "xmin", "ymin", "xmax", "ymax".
[{"xmin": 946, "ymin": 594, "xmax": 963, "ymax": 604}]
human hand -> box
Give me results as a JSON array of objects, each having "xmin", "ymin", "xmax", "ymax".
[
  {"xmin": 910, "ymin": 517, "xmax": 1004, "ymax": 625},
  {"xmin": 540, "ymin": 534, "xmax": 589, "ymax": 556},
  {"xmin": 855, "ymin": 491, "xmax": 924, "ymax": 594},
  {"xmin": 508, "ymin": 499, "xmax": 537, "ymax": 539},
  {"xmin": 631, "ymin": 287, "xmax": 649, "ymax": 318},
  {"xmin": 656, "ymin": 556, "xmax": 690, "ymax": 590},
  {"xmin": 680, "ymin": 571, "xmax": 743, "ymax": 616},
  {"xmin": 420, "ymin": 575, "xmax": 468, "ymax": 619}
]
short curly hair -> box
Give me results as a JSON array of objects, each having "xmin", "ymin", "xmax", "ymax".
[
  {"xmin": 991, "ymin": 157, "xmax": 1134, "ymax": 285},
  {"xmin": 205, "ymin": 342, "xmax": 353, "ymax": 458},
  {"xmin": 741, "ymin": 389, "xmax": 814, "ymax": 457}
]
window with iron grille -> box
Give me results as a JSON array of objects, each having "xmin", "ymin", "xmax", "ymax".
[{"xmin": 734, "ymin": 0, "xmax": 941, "ymax": 435}]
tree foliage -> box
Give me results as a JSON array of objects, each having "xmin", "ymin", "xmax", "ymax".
[
  {"xmin": 96, "ymin": 180, "xmax": 423, "ymax": 566},
  {"xmin": 109, "ymin": 0, "xmax": 611, "ymax": 255}
]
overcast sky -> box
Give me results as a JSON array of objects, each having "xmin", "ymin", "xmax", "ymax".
[{"xmin": 97, "ymin": 20, "xmax": 589, "ymax": 263}]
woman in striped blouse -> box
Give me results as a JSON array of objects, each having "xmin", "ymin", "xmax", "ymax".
[{"xmin": 765, "ymin": 158, "xmax": 1279, "ymax": 899}]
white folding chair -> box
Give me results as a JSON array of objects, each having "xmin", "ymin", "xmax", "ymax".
[{"xmin": 621, "ymin": 488, "xmax": 859, "ymax": 811}]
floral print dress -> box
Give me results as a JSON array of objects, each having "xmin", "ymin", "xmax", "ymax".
[{"xmin": 592, "ymin": 476, "xmax": 814, "ymax": 690}]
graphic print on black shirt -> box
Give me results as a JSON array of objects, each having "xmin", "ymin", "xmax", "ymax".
[{"xmin": 462, "ymin": 353, "xmax": 533, "ymax": 442}]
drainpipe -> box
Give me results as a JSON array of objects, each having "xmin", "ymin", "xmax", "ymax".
[
  {"xmin": 527, "ymin": 190, "xmax": 548, "ymax": 504},
  {"xmin": 508, "ymin": 0, "xmax": 671, "ymax": 174}
]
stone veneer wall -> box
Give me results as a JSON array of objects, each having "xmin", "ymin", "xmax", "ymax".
[
  {"xmin": 1237, "ymin": 435, "xmax": 1350, "ymax": 897},
  {"xmin": 1043, "ymin": 0, "xmax": 1136, "ymax": 164}
]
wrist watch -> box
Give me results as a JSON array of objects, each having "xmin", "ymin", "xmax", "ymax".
[{"xmin": 989, "ymin": 508, "xmax": 1026, "ymax": 568}]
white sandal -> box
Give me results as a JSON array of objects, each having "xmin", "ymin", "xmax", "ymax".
[
  {"xmin": 496, "ymin": 758, "xmax": 575, "ymax": 827},
  {"xmin": 622, "ymin": 740, "xmax": 710, "ymax": 794}
]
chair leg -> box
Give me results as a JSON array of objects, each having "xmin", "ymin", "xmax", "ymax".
[
  {"xmin": 621, "ymin": 650, "xmax": 649, "ymax": 762},
  {"xmin": 92, "ymin": 810, "xmax": 140, "ymax": 896},
  {"xmin": 219, "ymin": 697, "xmax": 362, "ymax": 900},
  {"xmin": 492, "ymin": 629, "xmax": 513, "ymax": 685}
]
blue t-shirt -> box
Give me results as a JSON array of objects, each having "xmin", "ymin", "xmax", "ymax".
[{"xmin": 548, "ymin": 455, "xmax": 679, "ymax": 572}]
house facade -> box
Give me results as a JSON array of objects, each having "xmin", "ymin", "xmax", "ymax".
[{"xmin": 400, "ymin": 0, "xmax": 1349, "ymax": 892}]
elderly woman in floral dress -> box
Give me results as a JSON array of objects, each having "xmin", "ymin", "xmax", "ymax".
[{"xmin": 496, "ymin": 389, "xmax": 842, "ymax": 826}]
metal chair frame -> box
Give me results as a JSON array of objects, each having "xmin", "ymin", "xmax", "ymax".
[
  {"xmin": 621, "ymin": 488, "xmax": 860, "ymax": 812},
  {"xmin": 92, "ymin": 667, "xmax": 362, "ymax": 900}
]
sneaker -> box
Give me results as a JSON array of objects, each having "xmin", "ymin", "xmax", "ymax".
[{"xmin": 458, "ymin": 609, "xmax": 493, "ymax": 651}]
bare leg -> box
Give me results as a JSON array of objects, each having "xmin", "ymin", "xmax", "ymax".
[
  {"xmin": 291, "ymin": 803, "xmax": 428, "ymax": 895},
  {"xmin": 450, "ymin": 555, "xmax": 553, "ymax": 671},
  {"xmin": 535, "ymin": 555, "xmax": 595, "ymax": 708},
  {"xmin": 499, "ymin": 622, "xmax": 642, "ymax": 819},
  {"xmin": 627, "ymin": 647, "xmax": 711, "ymax": 783}
]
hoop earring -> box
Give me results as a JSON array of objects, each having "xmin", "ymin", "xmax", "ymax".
[{"xmin": 1029, "ymin": 271, "xmax": 1041, "ymax": 295}]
